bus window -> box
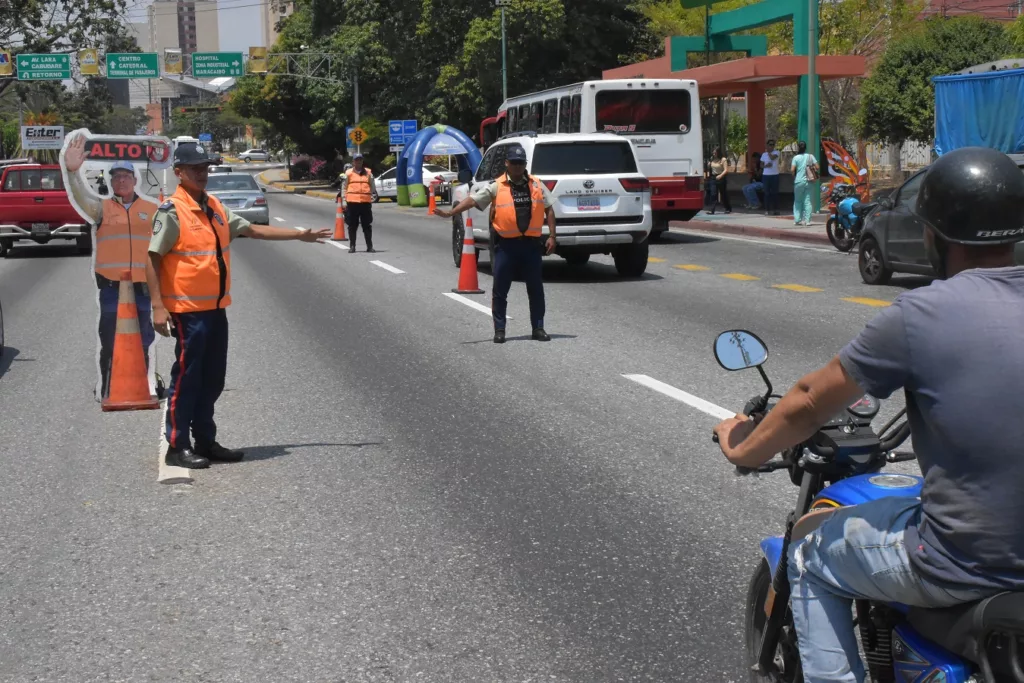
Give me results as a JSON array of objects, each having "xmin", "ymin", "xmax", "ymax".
[
  {"xmin": 570, "ymin": 95, "xmax": 582, "ymax": 133},
  {"xmin": 481, "ymin": 121, "xmax": 497, "ymax": 148},
  {"xmin": 529, "ymin": 102, "xmax": 541, "ymax": 131},
  {"xmin": 594, "ymin": 89, "xmax": 693, "ymax": 134},
  {"xmin": 542, "ymin": 99, "xmax": 557, "ymax": 133},
  {"xmin": 558, "ymin": 96, "xmax": 570, "ymax": 132},
  {"xmin": 508, "ymin": 108, "xmax": 518, "ymax": 133},
  {"xmin": 518, "ymin": 105, "xmax": 529, "ymax": 131}
]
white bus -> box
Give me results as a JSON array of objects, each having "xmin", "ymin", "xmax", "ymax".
[{"xmin": 479, "ymin": 79, "xmax": 704, "ymax": 235}]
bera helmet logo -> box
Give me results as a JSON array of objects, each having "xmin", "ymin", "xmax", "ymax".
[{"xmin": 977, "ymin": 228, "xmax": 1024, "ymax": 238}]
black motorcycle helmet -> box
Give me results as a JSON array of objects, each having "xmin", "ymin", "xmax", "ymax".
[{"xmin": 915, "ymin": 146, "xmax": 1024, "ymax": 245}]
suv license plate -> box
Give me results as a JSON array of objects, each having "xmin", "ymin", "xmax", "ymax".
[
  {"xmin": 577, "ymin": 197, "xmax": 601, "ymax": 211},
  {"xmin": 31, "ymin": 223, "xmax": 50, "ymax": 234}
]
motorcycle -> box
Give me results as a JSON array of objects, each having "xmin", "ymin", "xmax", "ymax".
[
  {"xmin": 824, "ymin": 182, "xmax": 876, "ymax": 253},
  {"xmin": 711, "ymin": 329, "xmax": 1024, "ymax": 683}
]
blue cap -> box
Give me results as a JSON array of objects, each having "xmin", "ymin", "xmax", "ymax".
[
  {"xmin": 506, "ymin": 145, "xmax": 527, "ymax": 162},
  {"xmin": 173, "ymin": 142, "xmax": 215, "ymax": 167},
  {"xmin": 110, "ymin": 160, "xmax": 135, "ymax": 174},
  {"xmin": 353, "ymin": 153, "xmax": 364, "ymax": 160}
]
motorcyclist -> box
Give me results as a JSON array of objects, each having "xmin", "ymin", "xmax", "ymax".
[{"xmin": 713, "ymin": 146, "xmax": 1024, "ymax": 683}]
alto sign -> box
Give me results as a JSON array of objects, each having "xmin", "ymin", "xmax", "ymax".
[{"xmin": 21, "ymin": 125, "xmax": 65, "ymax": 150}]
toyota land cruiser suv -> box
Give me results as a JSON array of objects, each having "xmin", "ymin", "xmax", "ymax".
[{"xmin": 450, "ymin": 132, "xmax": 653, "ymax": 277}]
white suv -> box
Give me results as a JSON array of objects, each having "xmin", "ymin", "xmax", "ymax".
[{"xmin": 450, "ymin": 132, "xmax": 653, "ymax": 277}]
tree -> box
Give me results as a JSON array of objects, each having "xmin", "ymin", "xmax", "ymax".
[
  {"xmin": 725, "ymin": 114, "xmax": 748, "ymax": 167},
  {"xmin": 0, "ymin": 0, "xmax": 131, "ymax": 99},
  {"xmin": 855, "ymin": 15, "xmax": 1011, "ymax": 166}
]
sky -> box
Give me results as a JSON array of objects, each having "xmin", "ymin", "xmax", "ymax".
[{"xmin": 124, "ymin": 0, "xmax": 264, "ymax": 54}]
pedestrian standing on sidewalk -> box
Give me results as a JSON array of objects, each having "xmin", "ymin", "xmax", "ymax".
[
  {"xmin": 706, "ymin": 146, "xmax": 732, "ymax": 215},
  {"xmin": 791, "ymin": 140, "xmax": 819, "ymax": 226},
  {"xmin": 741, "ymin": 151, "xmax": 764, "ymax": 210},
  {"xmin": 341, "ymin": 153, "xmax": 378, "ymax": 253},
  {"xmin": 760, "ymin": 139, "xmax": 781, "ymax": 215},
  {"xmin": 147, "ymin": 142, "xmax": 331, "ymax": 470}
]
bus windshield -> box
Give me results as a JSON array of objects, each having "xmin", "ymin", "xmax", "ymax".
[{"xmin": 594, "ymin": 89, "xmax": 692, "ymax": 135}]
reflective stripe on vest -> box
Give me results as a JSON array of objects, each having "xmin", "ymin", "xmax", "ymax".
[
  {"xmin": 491, "ymin": 173, "xmax": 545, "ymax": 239},
  {"xmin": 95, "ymin": 197, "xmax": 158, "ymax": 282},
  {"xmin": 345, "ymin": 168, "xmax": 373, "ymax": 203},
  {"xmin": 158, "ymin": 187, "xmax": 233, "ymax": 313}
]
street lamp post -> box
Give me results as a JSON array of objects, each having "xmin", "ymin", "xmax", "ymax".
[{"xmin": 496, "ymin": 0, "xmax": 510, "ymax": 102}]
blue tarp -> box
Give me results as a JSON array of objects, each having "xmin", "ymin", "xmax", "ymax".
[{"xmin": 933, "ymin": 67, "xmax": 1024, "ymax": 155}]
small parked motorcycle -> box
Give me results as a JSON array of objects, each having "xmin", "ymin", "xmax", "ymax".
[
  {"xmin": 711, "ymin": 329, "xmax": 1024, "ymax": 682},
  {"xmin": 824, "ymin": 182, "xmax": 877, "ymax": 253}
]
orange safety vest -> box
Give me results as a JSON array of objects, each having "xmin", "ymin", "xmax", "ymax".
[
  {"xmin": 158, "ymin": 187, "xmax": 232, "ymax": 313},
  {"xmin": 96, "ymin": 196, "xmax": 158, "ymax": 283},
  {"xmin": 345, "ymin": 168, "xmax": 373, "ymax": 203},
  {"xmin": 490, "ymin": 173, "xmax": 546, "ymax": 239}
]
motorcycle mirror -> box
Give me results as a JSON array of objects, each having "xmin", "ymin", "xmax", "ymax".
[{"xmin": 713, "ymin": 330, "xmax": 769, "ymax": 371}]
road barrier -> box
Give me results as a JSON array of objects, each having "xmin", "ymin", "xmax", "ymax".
[
  {"xmin": 333, "ymin": 195, "xmax": 347, "ymax": 241},
  {"xmin": 452, "ymin": 215, "xmax": 484, "ymax": 295}
]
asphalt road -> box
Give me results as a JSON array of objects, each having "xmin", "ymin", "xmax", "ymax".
[{"xmin": 0, "ymin": 185, "xmax": 923, "ymax": 682}]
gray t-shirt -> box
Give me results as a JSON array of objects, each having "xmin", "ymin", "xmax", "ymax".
[{"xmin": 839, "ymin": 266, "xmax": 1024, "ymax": 590}]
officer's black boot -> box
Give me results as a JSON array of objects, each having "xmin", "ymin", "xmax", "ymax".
[
  {"xmin": 195, "ymin": 441, "xmax": 245, "ymax": 463},
  {"xmin": 494, "ymin": 329, "xmax": 506, "ymax": 344},
  {"xmin": 532, "ymin": 328, "xmax": 551, "ymax": 342},
  {"xmin": 166, "ymin": 447, "xmax": 211, "ymax": 469}
]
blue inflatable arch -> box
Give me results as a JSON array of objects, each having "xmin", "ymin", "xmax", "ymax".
[{"xmin": 397, "ymin": 124, "xmax": 483, "ymax": 207}]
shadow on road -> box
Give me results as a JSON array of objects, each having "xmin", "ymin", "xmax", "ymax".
[
  {"xmin": 0, "ymin": 346, "xmax": 34, "ymax": 380},
  {"xmin": 240, "ymin": 441, "xmax": 383, "ymax": 462},
  {"xmin": 461, "ymin": 333, "xmax": 578, "ymax": 345}
]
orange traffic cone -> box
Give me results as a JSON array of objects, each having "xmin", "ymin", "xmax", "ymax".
[
  {"xmin": 428, "ymin": 183, "xmax": 436, "ymax": 215},
  {"xmin": 158, "ymin": 187, "xmax": 165, "ymax": 203},
  {"xmin": 333, "ymin": 195, "xmax": 347, "ymax": 241},
  {"xmin": 452, "ymin": 216, "xmax": 484, "ymax": 294},
  {"xmin": 102, "ymin": 270, "xmax": 160, "ymax": 412}
]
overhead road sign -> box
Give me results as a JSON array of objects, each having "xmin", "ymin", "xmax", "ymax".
[
  {"xmin": 106, "ymin": 52, "xmax": 160, "ymax": 79},
  {"xmin": 16, "ymin": 53, "xmax": 71, "ymax": 80},
  {"xmin": 191, "ymin": 52, "xmax": 244, "ymax": 78}
]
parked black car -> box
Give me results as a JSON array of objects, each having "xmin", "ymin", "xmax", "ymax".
[{"xmin": 858, "ymin": 153, "xmax": 1024, "ymax": 285}]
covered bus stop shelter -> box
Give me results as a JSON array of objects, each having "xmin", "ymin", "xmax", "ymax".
[{"xmin": 603, "ymin": 37, "xmax": 866, "ymax": 162}]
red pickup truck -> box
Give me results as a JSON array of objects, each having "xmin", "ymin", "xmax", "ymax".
[{"xmin": 0, "ymin": 162, "xmax": 90, "ymax": 257}]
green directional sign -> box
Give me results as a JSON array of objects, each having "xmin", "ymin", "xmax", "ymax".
[
  {"xmin": 191, "ymin": 52, "xmax": 244, "ymax": 78},
  {"xmin": 106, "ymin": 52, "xmax": 160, "ymax": 79},
  {"xmin": 16, "ymin": 53, "xmax": 71, "ymax": 81}
]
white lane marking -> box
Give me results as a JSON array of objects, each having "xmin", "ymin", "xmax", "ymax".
[
  {"xmin": 157, "ymin": 403, "xmax": 194, "ymax": 485},
  {"xmin": 622, "ymin": 374, "xmax": 735, "ymax": 420},
  {"xmin": 371, "ymin": 260, "xmax": 405, "ymax": 274},
  {"xmin": 325, "ymin": 240, "xmax": 349, "ymax": 251},
  {"xmin": 274, "ymin": 217, "xmax": 285, "ymax": 223},
  {"xmin": 443, "ymin": 292, "xmax": 509, "ymax": 318},
  {"xmin": 670, "ymin": 227, "xmax": 837, "ymax": 254}
]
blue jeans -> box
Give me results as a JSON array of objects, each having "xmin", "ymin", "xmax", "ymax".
[
  {"xmin": 742, "ymin": 181, "xmax": 764, "ymax": 208},
  {"xmin": 164, "ymin": 309, "xmax": 229, "ymax": 450},
  {"xmin": 788, "ymin": 496, "xmax": 995, "ymax": 683},
  {"xmin": 491, "ymin": 237, "xmax": 545, "ymax": 330},
  {"xmin": 98, "ymin": 281, "xmax": 154, "ymax": 398},
  {"xmin": 793, "ymin": 181, "xmax": 813, "ymax": 224}
]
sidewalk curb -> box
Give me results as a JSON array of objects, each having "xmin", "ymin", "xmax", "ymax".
[{"xmin": 673, "ymin": 219, "xmax": 832, "ymax": 246}]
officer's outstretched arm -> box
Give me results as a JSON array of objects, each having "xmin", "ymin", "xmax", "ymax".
[{"xmin": 243, "ymin": 224, "xmax": 331, "ymax": 242}]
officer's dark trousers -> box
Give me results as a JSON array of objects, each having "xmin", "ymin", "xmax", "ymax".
[
  {"xmin": 491, "ymin": 237, "xmax": 545, "ymax": 331},
  {"xmin": 346, "ymin": 202, "xmax": 373, "ymax": 250},
  {"xmin": 164, "ymin": 309, "xmax": 228, "ymax": 451},
  {"xmin": 98, "ymin": 279, "xmax": 154, "ymax": 398}
]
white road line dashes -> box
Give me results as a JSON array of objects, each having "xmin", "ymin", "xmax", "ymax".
[
  {"xmin": 622, "ymin": 374, "xmax": 735, "ymax": 420},
  {"xmin": 371, "ymin": 260, "xmax": 405, "ymax": 274}
]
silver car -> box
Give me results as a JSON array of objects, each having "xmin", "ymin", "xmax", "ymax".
[
  {"xmin": 205, "ymin": 173, "xmax": 270, "ymax": 225},
  {"xmin": 239, "ymin": 149, "xmax": 270, "ymax": 163}
]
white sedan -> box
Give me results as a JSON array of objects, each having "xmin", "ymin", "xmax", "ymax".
[{"xmin": 374, "ymin": 164, "xmax": 458, "ymax": 201}]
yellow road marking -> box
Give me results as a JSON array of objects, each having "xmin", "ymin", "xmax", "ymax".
[
  {"xmin": 842, "ymin": 297, "xmax": 891, "ymax": 307},
  {"xmin": 773, "ymin": 283, "xmax": 823, "ymax": 293},
  {"xmin": 673, "ymin": 264, "xmax": 710, "ymax": 271},
  {"xmin": 648, "ymin": 257, "xmax": 667, "ymax": 263},
  {"xmin": 720, "ymin": 273, "xmax": 760, "ymax": 281}
]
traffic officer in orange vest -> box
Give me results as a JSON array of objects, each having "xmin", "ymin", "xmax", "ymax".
[
  {"xmin": 65, "ymin": 132, "xmax": 158, "ymax": 399},
  {"xmin": 436, "ymin": 144, "xmax": 556, "ymax": 343},
  {"xmin": 146, "ymin": 142, "xmax": 331, "ymax": 469},
  {"xmin": 340, "ymin": 153, "xmax": 378, "ymax": 252}
]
